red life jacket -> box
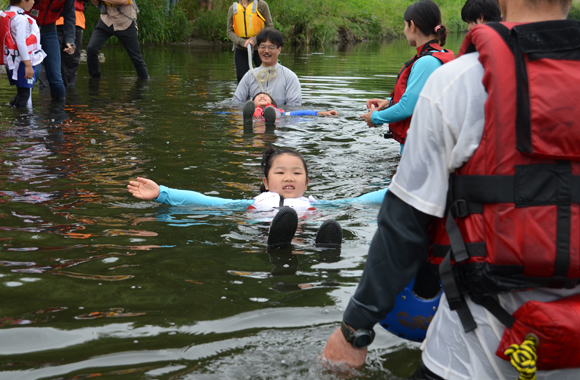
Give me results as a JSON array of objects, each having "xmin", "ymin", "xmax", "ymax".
[
  {"xmin": 27, "ymin": 0, "xmax": 67, "ymax": 26},
  {"xmin": 0, "ymin": 10, "xmax": 40, "ymax": 67},
  {"xmin": 74, "ymin": 0, "xmax": 84, "ymax": 13},
  {"xmin": 428, "ymin": 20, "xmax": 580, "ymax": 343},
  {"xmin": 387, "ymin": 41, "xmax": 454, "ymax": 144}
]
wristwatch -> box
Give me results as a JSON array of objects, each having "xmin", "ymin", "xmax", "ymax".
[{"xmin": 341, "ymin": 321, "xmax": 375, "ymax": 349}]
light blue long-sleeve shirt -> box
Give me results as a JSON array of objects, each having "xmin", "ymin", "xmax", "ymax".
[
  {"xmin": 371, "ymin": 55, "xmax": 443, "ymax": 126},
  {"xmin": 154, "ymin": 185, "xmax": 388, "ymax": 207}
]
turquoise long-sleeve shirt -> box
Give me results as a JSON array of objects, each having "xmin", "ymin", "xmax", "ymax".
[
  {"xmin": 154, "ymin": 185, "xmax": 388, "ymax": 207},
  {"xmin": 371, "ymin": 55, "xmax": 443, "ymax": 126}
]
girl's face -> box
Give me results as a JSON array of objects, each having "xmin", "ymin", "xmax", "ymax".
[
  {"xmin": 263, "ymin": 153, "xmax": 309, "ymax": 199},
  {"xmin": 254, "ymin": 93, "xmax": 273, "ymax": 107}
]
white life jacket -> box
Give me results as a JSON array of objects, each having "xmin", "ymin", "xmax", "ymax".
[
  {"xmin": 0, "ymin": 8, "xmax": 46, "ymax": 80},
  {"xmin": 247, "ymin": 191, "xmax": 316, "ymax": 218}
]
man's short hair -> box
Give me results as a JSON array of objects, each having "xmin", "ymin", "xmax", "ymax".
[
  {"xmin": 256, "ymin": 29, "xmax": 284, "ymax": 48},
  {"xmin": 461, "ymin": 0, "xmax": 502, "ymax": 23},
  {"xmin": 9, "ymin": 0, "xmax": 24, "ymax": 6}
]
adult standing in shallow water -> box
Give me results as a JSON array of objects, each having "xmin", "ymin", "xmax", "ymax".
[
  {"xmin": 55, "ymin": 0, "xmax": 85, "ymax": 87},
  {"xmin": 27, "ymin": 0, "xmax": 76, "ymax": 100},
  {"xmin": 227, "ymin": 0, "xmax": 273, "ymax": 83},
  {"xmin": 360, "ymin": 0, "xmax": 454, "ymax": 153},
  {"xmin": 232, "ymin": 29, "xmax": 302, "ymax": 107},
  {"xmin": 322, "ymin": 0, "xmax": 580, "ymax": 378},
  {"xmin": 86, "ymin": 0, "xmax": 149, "ymax": 79}
]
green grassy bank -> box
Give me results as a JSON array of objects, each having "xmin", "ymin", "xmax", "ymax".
[
  {"xmin": 1, "ymin": 0, "xmax": 580, "ymax": 45},
  {"xmin": 191, "ymin": 0, "xmax": 580, "ymax": 45},
  {"xmin": 191, "ymin": 0, "xmax": 468, "ymax": 45}
]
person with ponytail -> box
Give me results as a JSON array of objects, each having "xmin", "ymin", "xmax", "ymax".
[{"xmin": 361, "ymin": 0, "xmax": 454, "ymax": 153}]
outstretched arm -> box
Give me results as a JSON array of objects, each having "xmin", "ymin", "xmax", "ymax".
[
  {"xmin": 315, "ymin": 188, "xmax": 388, "ymax": 206},
  {"xmin": 127, "ymin": 177, "xmax": 160, "ymax": 200},
  {"xmin": 318, "ymin": 110, "xmax": 338, "ymax": 116}
]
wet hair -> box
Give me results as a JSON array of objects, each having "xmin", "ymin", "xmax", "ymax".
[
  {"xmin": 256, "ymin": 29, "xmax": 284, "ymax": 48},
  {"xmin": 252, "ymin": 92, "xmax": 278, "ymax": 108},
  {"xmin": 461, "ymin": 0, "xmax": 502, "ymax": 23},
  {"xmin": 260, "ymin": 145, "xmax": 308, "ymax": 193},
  {"xmin": 404, "ymin": 0, "xmax": 448, "ymax": 47}
]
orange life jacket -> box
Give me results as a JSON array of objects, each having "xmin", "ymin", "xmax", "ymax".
[{"xmin": 232, "ymin": 0, "xmax": 265, "ymax": 38}]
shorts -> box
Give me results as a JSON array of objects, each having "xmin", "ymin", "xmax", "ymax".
[
  {"xmin": 199, "ymin": 0, "xmax": 211, "ymax": 3},
  {"xmin": 7, "ymin": 62, "xmax": 39, "ymax": 88}
]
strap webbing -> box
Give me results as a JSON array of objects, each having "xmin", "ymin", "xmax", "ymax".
[
  {"xmin": 477, "ymin": 296, "xmax": 515, "ymax": 328},
  {"xmin": 439, "ymin": 247, "xmax": 477, "ymax": 332},
  {"xmin": 439, "ymin": 208, "xmax": 477, "ymax": 332}
]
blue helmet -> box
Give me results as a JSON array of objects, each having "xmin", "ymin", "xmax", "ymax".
[{"xmin": 379, "ymin": 277, "xmax": 443, "ymax": 342}]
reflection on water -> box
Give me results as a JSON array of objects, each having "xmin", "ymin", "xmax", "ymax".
[{"xmin": 0, "ymin": 35, "xmax": 464, "ymax": 379}]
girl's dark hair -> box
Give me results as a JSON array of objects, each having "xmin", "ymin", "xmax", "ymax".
[
  {"xmin": 260, "ymin": 145, "xmax": 308, "ymax": 193},
  {"xmin": 253, "ymin": 92, "xmax": 278, "ymax": 108},
  {"xmin": 404, "ymin": 0, "xmax": 448, "ymax": 47}
]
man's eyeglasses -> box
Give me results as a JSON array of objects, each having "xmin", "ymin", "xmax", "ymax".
[{"xmin": 258, "ymin": 44, "xmax": 279, "ymax": 52}]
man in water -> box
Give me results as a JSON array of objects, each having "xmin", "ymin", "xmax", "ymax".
[
  {"xmin": 461, "ymin": 0, "xmax": 501, "ymax": 30},
  {"xmin": 232, "ymin": 28, "xmax": 302, "ymax": 106},
  {"xmin": 322, "ymin": 0, "xmax": 580, "ymax": 379}
]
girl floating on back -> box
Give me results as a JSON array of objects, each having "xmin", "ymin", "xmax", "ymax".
[
  {"xmin": 128, "ymin": 146, "xmax": 386, "ymax": 248},
  {"xmin": 243, "ymin": 92, "xmax": 338, "ymax": 125}
]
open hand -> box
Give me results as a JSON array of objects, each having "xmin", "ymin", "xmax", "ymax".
[
  {"xmin": 319, "ymin": 110, "xmax": 338, "ymax": 116},
  {"xmin": 321, "ymin": 326, "xmax": 368, "ymax": 369},
  {"xmin": 127, "ymin": 177, "xmax": 160, "ymax": 200}
]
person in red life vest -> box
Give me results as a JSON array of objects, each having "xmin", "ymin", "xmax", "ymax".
[
  {"xmin": 55, "ymin": 0, "xmax": 85, "ymax": 87},
  {"xmin": 242, "ymin": 92, "xmax": 338, "ymax": 124},
  {"xmin": 461, "ymin": 0, "xmax": 502, "ymax": 31},
  {"xmin": 26, "ymin": 0, "xmax": 75, "ymax": 100},
  {"xmin": 360, "ymin": 0, "xmax": 454, "ymax": 154},
  {"xmin": 322, "ymin": 0, "xmax": 580, "ymax": 379},
  {"xmin": 227, "ymin": 0, "xmax": 273, "ymax": 83},
  {"xmin": 86, "ymin": 0, "xmax": 149, "ymax": 79},
  {"xmin": 0, "ymin": 0, "xmax": 47, "ymax": 108}
]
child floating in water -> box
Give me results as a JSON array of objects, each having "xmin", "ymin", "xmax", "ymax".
[
  {"xmin": 128, "ymin": 146, "xmax": 386, "ymax": 248},
  {"xmin": 243, "ymin": 92, "xmax": 338, "ymax": 124}
]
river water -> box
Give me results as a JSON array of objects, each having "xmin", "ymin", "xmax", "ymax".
[{"xmin": 0, "ymin": 35, "xmax": 464, "ymax": 380}]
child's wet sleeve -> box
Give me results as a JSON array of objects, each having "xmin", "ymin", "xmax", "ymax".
[{"xmin": 154, "ymin": 186, "xmax": 253, "ymax": 207}]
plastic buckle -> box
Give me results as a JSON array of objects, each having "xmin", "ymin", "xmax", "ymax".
[
  {"xmin": 384, "ymin": 131, "xmax": 393, "ymax": 139},
  {"xmin": 452, "ymin": 200, "xmax": 468, "ymax": 218}
]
